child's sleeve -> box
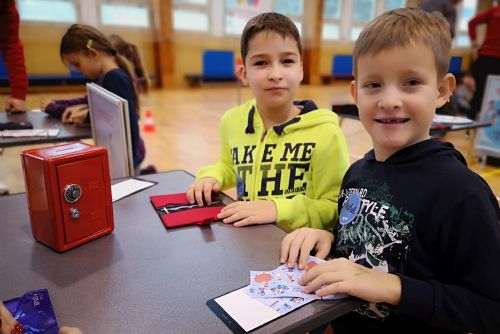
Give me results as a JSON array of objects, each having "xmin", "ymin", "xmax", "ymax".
[
  {"xmin": 397, "ymin": 189, "xmax": 500, "ymax": 332},
  {"xmin": 196, "ymin": 113, "xmax": 237, "ymax": 189},
  {"xmin": 273, "ymin": 124, "xmax": 350, "ymax": 231},
  {"xmin": 44, "ymin": 96, "xmax": 88, "ymax": 119}
]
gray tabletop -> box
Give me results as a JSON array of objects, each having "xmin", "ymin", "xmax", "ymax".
[
  {"xmin": 0, "ymin": 170, "xmax": 360, "ymax": 333},
  {"xmin": 0, "ymin": 111, "xmax": 91, "ymax": 148}
]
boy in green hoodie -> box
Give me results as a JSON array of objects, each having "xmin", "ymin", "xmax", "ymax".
[{"xmin": 186, "ymin": 12, "xmax": 349, "ymax": 231}]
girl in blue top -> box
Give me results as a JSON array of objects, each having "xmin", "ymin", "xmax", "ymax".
[{"xmin": 59, "ymin": 24, "xmax": 145, "ymax": 171}]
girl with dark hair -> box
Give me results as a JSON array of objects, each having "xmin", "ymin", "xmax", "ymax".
[{"xmin": 57, "ymin": 24, "xmax": 145, "ymax": 171}]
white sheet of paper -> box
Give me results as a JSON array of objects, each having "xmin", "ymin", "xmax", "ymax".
[
  {"xmin": 215, "ymin": 287, "xmax": 280, "ymax": 332},
  {"xmin": 1, "ymin": 129, "xmax": 60, "ymax": 137},
  {"xmin": 111, "ymin": 178, "xmax": 155, "ymax": 202}
]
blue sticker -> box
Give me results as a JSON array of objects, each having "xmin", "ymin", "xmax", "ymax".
[{"xmin": 339, "ymin": 192, "xmax": 361, "ymax": 225}]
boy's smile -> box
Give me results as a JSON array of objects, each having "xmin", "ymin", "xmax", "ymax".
[
  {"xmin": 351, "ymin": 41, "xmax": 454, "ymax": 162},
  {"xmin": 240, "ymin": 30, "xmax": 303, "ymax": 119}
]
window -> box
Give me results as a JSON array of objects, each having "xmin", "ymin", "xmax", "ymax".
[
  {"xmin": 173, "ymin": 0, "xmax": 210, "ymax": 32},
  {"xmin": 455, "ymin": 0, "xmax": 478, "ymax": 48},
  {"xmin": 224, "ymin": 0, "xmax": 253, "ymax": 35},
  {"xmin": 322, "ymin": 0, "xmax": 341, "ymax": 40},
  {"xmin": 274, "ymin": 0, "xmax": 302, "ymax": 16},
  {"xmin": 350, "ymin": 0, "xmax": 375, "ymax": 40},
  {"xmin": 322, "ymin": 0, "xmax": 406, "ymax": 42},
  {"xmin": 384, "ymin": 0, "xmax": 405, "ymax": 11},
  {"xmin": 274, "ymin": 0, "xmax": 303, "ymax": 35},
  {"xmin": 18, "ymin": 0, "xmax": 77, "ymax": 23},
  {"xmin": 100, "ymin": 3, "xmax": 150, "ymax": 28},
  {"xmin": 223, "ymin": 0, "xmax": 303, "ymax": 36}
]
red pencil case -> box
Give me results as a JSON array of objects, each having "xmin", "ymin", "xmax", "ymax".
[{"xmin": 150, "ymin": 193, "xmax": 225, "ymax": 228}]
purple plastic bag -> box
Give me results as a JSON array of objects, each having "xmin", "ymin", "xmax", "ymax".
[{"xmin": 4, "ymin": 289, "xmax": 59, "ymax": 334}]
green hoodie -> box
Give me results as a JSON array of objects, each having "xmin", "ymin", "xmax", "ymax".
[{"xmin": 197, "ymin": 99, "xmax": 350, "ymax": 231}]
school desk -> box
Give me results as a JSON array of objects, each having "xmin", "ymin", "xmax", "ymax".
[
  {"xmin": 0, "ymin": 170, "xmax": 362, "ymax": 333},
  {"xmin": 0, "ymin": 111, "xmax": 91, "ymax": 148}
]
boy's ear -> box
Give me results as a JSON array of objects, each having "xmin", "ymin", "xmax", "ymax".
[
  {"xmin": 350, "ymin": 80, "xmax": 358, "ymax": 104},
  {"xmin": 237, "ymin": 65, "xmax": 248, "ymax": 86},
  {"xmin": 436, "ymin": 73, "xmax": 456, "ymax": 108}
]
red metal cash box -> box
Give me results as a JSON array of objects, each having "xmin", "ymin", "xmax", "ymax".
[{"xmin": 21, "ymin": 142, "xmax": 114, "ymax": 252}]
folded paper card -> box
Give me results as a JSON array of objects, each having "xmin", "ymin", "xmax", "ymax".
[{"xmin": 150, "ymin": 193, "xmax": 225, "ymax": 228}]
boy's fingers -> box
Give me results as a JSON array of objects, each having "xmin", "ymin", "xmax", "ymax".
[
  {"xmin": 280, "ymin": 234, "xmax": 293, "ymax": 263},
  {"xmin": 212, "ymin": 182, "xmax": 221, "ymax": 193},
  {"xmin": 287, "ymin": 231, "xmax": 306, "ymax": 268},
  {"xmin": 203, "ymin": 183, "xmax": 213, "ymax": 205},
  {"xmin": 233, "ymin": 217, "xmax": 253, "ymax": 227},
  {"xmin": 194, "ymin": 184, "xmax": 205, "ymax": 206},
  {"xmin": 299, "ymin": 238, "xmax": 315, "ymax": 269},
  {"xmin": 315, "ymin": 281, "xmax": 346, "ymax": 297},
  {"xmin": 186, "ymin": 185, "xmax": 195, "ymax": 204},
  {"xmin": 223, "ymin": 210, "xmax": 245, "ymax": 224},
  {"xmin": 220, "ymin": 201, "xmax": 239, "ymax": 212},
  {"xmin": 300, "ymin": 261, "xmax": 330, "ymax": 285},
  {"xmin": 314, "ymin": 246, "xmax": 330, "ymax": 260},
  {"xmin": 218, "ymin": 207, "xmax": 234, "ymax": 219}
]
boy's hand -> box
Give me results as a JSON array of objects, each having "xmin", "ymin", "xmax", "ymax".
[
  {"xmin": 62, "ymin": 105, "xmax": 88, "ymax": 124},
  {"xmin": 300, "ymin": 258, "xmax": 402, "ymax": 305},
  {"xmin": 186, "ymin": 177, "xmax": 221, "ymax": 206},
  {"xmin": 280, "ymin": 228, "xmax": 334, "ymax": 270},
  {"xmin": 217, "ymin": 200, "xmax": 277, "ymax": 227}
]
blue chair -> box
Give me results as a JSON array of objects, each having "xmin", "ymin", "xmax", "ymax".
[
  {"xmin": 448, "ymin": 56, "xmax": 462, "ymax": 75},
  {"xmin": 332, "ymin": 55, "xmax": 353, "ymax": 80},
  {"xmin": 202, "ymin": 50, "xmax": 236, "ymax": 82}
]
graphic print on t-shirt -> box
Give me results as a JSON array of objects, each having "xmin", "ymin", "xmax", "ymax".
[
  {"xmin": 231, "ymin": 142, "xmax": 316, "ymax": 199},
  {"xmin": 336, "ymin": 178, "xmax": 414, "ymax": 319}
]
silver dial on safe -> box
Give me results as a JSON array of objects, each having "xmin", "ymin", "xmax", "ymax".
[{"xmin": 63, "ymin": 184, "xmax": 82, "ymax": 203}]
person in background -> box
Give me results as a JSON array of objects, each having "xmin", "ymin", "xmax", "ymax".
[
  {"xmin": 419, "ymin": 0, "xmax": 462, "ymax": 38},
  {"xmin": 452, "ymin": 72, "xmax": 475, "ymax": 117},
  {"xmin": 186, "ymin": 12, "xmax": 350, "ymax": 231},
  {"xmin": 0, "ymin": 0, "xmax": 28, "ymax": 194},
  {"xmin": 468, "ymin": 5, "xmax": 500, "ymax": 120},
  {"xmin": 281, "ymin": 8, "xmax": 500, "ymax": 333},
  {"xmin": 419, "ymin": 0, "xmax": 462, "ymax": 117},
  {"xmin": 0, "ymin": 0, "xmax": 28, "ymax": 112},
  {"xmin": 58, "ymin": 24, "xmax": 145, "ymax": 173},
  {"xmin": 42, "ymin": 35, "xmax": 149, "ymax": 122}
]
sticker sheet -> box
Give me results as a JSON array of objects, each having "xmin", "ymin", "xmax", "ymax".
[{"xmin": 244, "ymin": 256, "xmax": 341, "ymax": 314}]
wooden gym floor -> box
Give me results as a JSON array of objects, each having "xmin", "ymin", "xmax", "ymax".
[{"xmin": 1, "ymin": 83, "xmax": 500, "ymax": 200}]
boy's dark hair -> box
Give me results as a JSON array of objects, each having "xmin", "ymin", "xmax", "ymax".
[
  {"xmin": 353, "ymin": 8, "xmax": 451, "ymax": 79},
  {"xmin": 240, "ymin": 12, "xmax": 302, "ymax": 64}
]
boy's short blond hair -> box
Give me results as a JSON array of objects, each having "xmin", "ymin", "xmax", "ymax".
[
  {"xmin": 240, "ymin": 12, "xmax": 302, "ymax": 65},
  {"xmin": 353, "ymin": 8, "xmax": 451, "ymax": 79}
]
